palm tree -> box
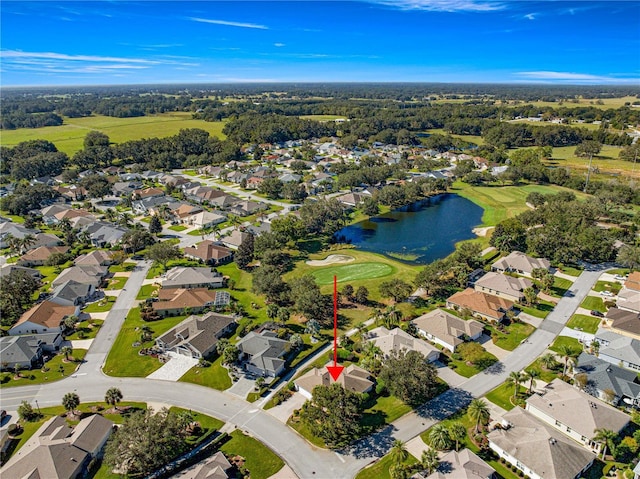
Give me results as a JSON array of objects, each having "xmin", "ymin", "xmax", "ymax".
[
  {"xmin": 105, "ymin": 387, "xmax": 123, "ymax": 410},
  {"xmin": 539, "ymin": 352, "xmax": 557, "ymax": 371},
  {"xmin": 228, "ymin": 214, "xmax": 241, "ymax": 231},
  {"xmin": 448, "ymin": 422, "xmax": 467, "ymax": 451},
  {"xmin": 468, "ymin": 398, "xmax": 490, "ymax": 434},
  {"xmin": 420, "ymin": 447, "xmax": 440, "ymax": 475},
  {"xmin": 383, "ymin": 306, "xmax": 402, "ymax": 329},
  {"xmin": 4, "ymin": 234, "xmax": 19, "ymax": 257},
  {"xmin": 58, "ymin": 217, "xmax": 72, "ymax": 233},
  {"xmin": 523, "ymin": 369, "xmax": 540, "ymax": 394},
  {"xmin": 60, "ymin": 345, "xmax": 73, "ymax": 362},
  {"xmin": 370, "ymin": 308, "xmax": 383, "ymax": 325},
  {"xmin": 104, "ymin": 208, "xmax": 118, "ymax": 223},
  {"xmin": 210, "ymin": 223, "xmax": 221, "ymax": 241},
  {"xmin": 428, "ymin": 423, "xmax": 452, "ymax": 451},
  {"xmin": 19, "ymin": 234, "xmax": 36, "ymax": 254},
  {"xmin": 390, "ymin": 439, "xmax": 408, "ymax": 467},
  {"xmin": 62, "ymin": 392, "xmax": 80, "ymax": 416},
  {"xmin": 592, "ymin": 428, "xmax": 618, "ymax": 460},
  {"xmin": 506, "ymin": 371, "xmax": 524, "ymax": 401},
  {"xmin": 119, "ymin": 212, "xmax": 133, "ymax": 228},
  {"xmin": 559, "ymin": 344, "xmax": 580, "ymax": 377}
]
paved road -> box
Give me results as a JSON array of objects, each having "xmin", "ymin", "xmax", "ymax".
[{"xmin": 0, "ymin": 265, "xmax": 609, "ymax": 479}]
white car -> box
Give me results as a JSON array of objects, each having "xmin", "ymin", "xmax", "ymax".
[
  {"xmin": 614, "ymin": 275, "xmax": 627, "ymax": 281},
  {"xmin": 600, "ymin": 290, "xmax": 614, "ymax": 297}
]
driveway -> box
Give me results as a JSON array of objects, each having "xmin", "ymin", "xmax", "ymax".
[
  {"xmin": 227, "ymin": 376, "xmax": 256, "ymax": 399},
  {"xmin": 433, "ymin": 361, "xmax": 467, "ymax": 388},
  {"xmin": 478, "ymin": 334, "xmax": 510, "ymax": 360},
  {"xmin": 517, "ymin": 312, "xmax": 543, "ymax": 329},
  {"xmin": 267, "ymin": 391, "xmax": 307, "ymax": 423},
  {"xmin": 146, "ymin": 352, "xmax": 198, "ymax": 381}
]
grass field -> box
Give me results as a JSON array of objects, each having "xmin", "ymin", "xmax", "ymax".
[
  {"xmin": 65, "ymin": 320, "xmax": 103, "ymax": 340},
  {"xmin": 566, "ymin": 314, "xmax": 603, "ymax": 334},
  {"xmin": 546, "ymin": 144, "xmax": 639, "ymax": 178},
  {"xmin": 354, "ymin": 452, "xmax": 418, "ymax": 479},
  {"xmin": 485, "ymin": 382, "xmax": 527, "ymax": 411},
  {"xmin": 219, "ymin": 430, "xmax": 284, "ymax": 479},
  {"xmin": 83, "ymin": 296, "xmax": 116, "ymax": 313},
  {"xmin": 1, "ymin": 349, "xmax": 87, "ymax": 388},
  {"xmin": 424, "ymin": 128, "xmax": 486, "ymax": 146},
  {"xmin": 580, "ymin": 295, "xmax": 607, "ymax": 313},
  {"xmin": 310, "ymin": 262, "xmax": 394, "ymax": 285},
  {"xmin": 549, "ymin": 335, "xmax": 582, "ymax": 354},
  {"xmin": 179, "ymin": 355, "xmax": 232, "ymax": 390},
  {"xmin": 1, "ymin": 112, "xmax": 227, "ymax": 155},
  {"xmin": 299, "ymin": 114, "xmax": 347, "ymax": 121}
]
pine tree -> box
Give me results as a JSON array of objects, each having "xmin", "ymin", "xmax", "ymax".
[{"xmin": 235, "ymin": 234, "xmax": 254, "ymax": 270}]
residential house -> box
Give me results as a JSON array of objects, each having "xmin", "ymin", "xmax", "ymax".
[
  {"xmin": 236, "ymin": 331, "xmax": 289, "ymax": 377},
  {"xmin": 525, "ymin": 378, "xmax": 630, "ymax": 453},
  {"xmin": 221, "ymin": 230, "xmax": 252, "ymax": 250},
  {"xmin": 51, "ymin": 265, "xmax": 107, "ymax": 289},
  {"xmin": 279, "ymin": 173, "xmax": 302, "ymax": 183},
  {"xmin": 604, "ymin": 307, "xmax": 640, "ymax": 340},
  {"xmin": 53, "ymin": 209, "xmax": 96, "ymax": 224},
  {"xmin": 161, "ymin": 175, "xmax": 189, "ymax": 188},
  {"xmin": 162, "ymin": 266, "xmax": 224, "ymax": 289},
  {"xmin": 0, "ymin": 222, "xmax": 39, "ymax": 248},
  {"xmin": 184, "ymin": 240, "xmax": 234, "ymax": 265},
  {"xmin": 335, "ymin": 192, "xmax": 367, "ymax": 208},
  {"xmin": 112, "ymin": 181, "xmax": 142, "ymax": 197},
  {"xmin": 197, "ymin": 165, "xmax": 224, "ymax": 178},
  {"xmin": 74, "ymin": 250, "xmax": 113, "ymax": 267},
  {"xmin": 487, "ymin": 407, "xmax": 595, "ymax": 479},
  {"xmin": 186, "ymin": 211, "xmax": 226, "ymax": 229},
  {"xmin": 366, "ymin": 326, "xmax": 440, "ymax": 363},
  {"xmin": 295, "ymin": 364, "xmax": 374, "ymax": 399},
  {"xmin": 0, "ymin": 414, "xmax": 113, "ymax": 479},
  {"xmin": 0, "ymin": 335, "xmax": 45, "ymax": 370},
  {"xmin": 226, "ymin": 171, "xmax": 247, "ymax": 184},
  {"xmin": 151, "ymin": 288, "xmax": 230, "ymax": 317},
  {"xmin": 41, "ymin": 204, "xmax": 73, "ymax": 225},
  {"xmin": 155, "ymin": 312, "xmax": 236, "ymax": 359},
  {"xmin": 172, "ymin": 203, "xmax": 204, "ymax": 222},
  {"xmin": 30, "ymin": 233, "xmax": 63, "ymax": 250},
  {"xmin": 473, "ymin": 272, "xmax": 534, "ymax": 303},
  {"xmin": 411, "ymin": 309, "xmax": 484, "ymax": 353},
  {"xmin": 208, "ymin": 194, "xmax": 241, "ymax": 209},
  {"xmin": 413, "ymin": 449, "xmax": 495, "ymax": 479},
  {"xmin": 491, "ymin": 251, "xmax": 551, "ymax": 277},
  {"xmin": 0, "ymin": 264, "xmax": 42, "ymax": 280},
  {"xmin": 54, "ymin": 185, "xmax": 89, "ymax": 201},
  {"xmin": 84, "ymin": 222, "xmax": 127, "ymax": 248},
  {"xmin": 229, "ymin": 200, "xmax": 267, "ymax": 217},
  {"xmin": 133, "ymin": 187, "xmax": 165, "ymax": 200},
  {"xmin": 50, "ymin": 280, "xmax": 96, "ymax": 307},
  {"xmin": 173, "ymin": 451, "xmax": 232, "ymax": 479},
  {"xmin": 185, "ymin": 186, "xmax": 227, "ymax": 204},
  {"xmin": 617, "ymin": 288, "xmax": 640, "ymax": 314},
  {"xmin": 446, "ymin": 289, "xmax": 514, "ymax": 323},
  {"xmin": 593, "ymin": 329, "xmax": 640, "ymax": 372},
  {"xmin": 132, "ymin": 196, "xmax": 172, "ymax": 215},
  {"xmin": 625, "ymin": 271, "xmax": 640, "ymax": 292},
  {"xmin": 141, "ymin": 170, "xmax": 164, "ymax": 180},
  {"xmin": 9, "ymin": 300, "xmax": 79, "ymax": 335},
  {"xmin": 575, "ymin": 352, "xmax": 640, "ymax": 409},
  {"xmin": 17, "ymin": 245, "xmax": 69, "ymax": 267}
]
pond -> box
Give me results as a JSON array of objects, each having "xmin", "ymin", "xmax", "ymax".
[{"xmin": 333, "ymin": 194, "xmax": 483, "ymax": 264}]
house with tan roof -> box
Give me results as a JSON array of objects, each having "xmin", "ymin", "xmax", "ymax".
[
  {"xmin": 17, "ymin": 245, "xmax": 69, "ymax": 267},
  {"xmin": 151, "ymin": 288, "xmax": 229, "ymax": 317},
  {"xmin": 491, "ymin": 251, "xmax": 551, "ymax": 277},
  {"xmin": 133, "ymin": 187, "xmax": 165, "ymax": 200},
  {"xmin": 9, "ymin": 300, "xmax": 79, "ymax": 336},
  {"xmin": 74, "ymin": 250, "xmax": 113, "ymax": 267},
  {"xmin": 525, "ymin": 378, "xmax": 630, "ymax": 454},
  {"xmin": 186, "ymin": 211, "xmax": 226, "ymax": 229},
  {"xmin": 366, "ymin": 326, "xmax": 440, "ymax": 363},
  {"xmin": 51, "ymin": 265, "xmax": 107, "ymax": 289},
  {"xmin": 295, "ymin": 364, "xmax": 374, "ymax": 399},
  {"xmin": 473, "ymin": 272, "xmax": 534, "ymax": 303},
  {"xmin": 411, "ymin": 309, "xmax": 484, "ymax": 353},
  {"xmin": 414, "ymin": 449, "xmax": 495, "ymax": 479},
  {"xmin": 605, "ymin": 307, "xmax": 640, "ymax": 340},
  {"xmin": 487, "ymin": 407, "xmax": 595, "ymax": 479},
  {"xmin": 155, "ymin": 312, "xmax": 236, "ymax": 359},
  {"xmin": 617, "ymin": 287, "xmax": 640, "ymax": 314},
  {"xmin": 446, "ymin": 288, "xmax": 514, "ymax": 322},
  {"xmin": 0, "ymin": 414, "xmax": 113, "ymax": 479},
  {"xmin": 173, "ymin": 451, "xmax": 232, "ymax": 479},
  {"xmin": 221, "ymin": 230, "xmax": 253, "ymax": 250},
  {"xmin": 625, "ymin": 272, "xmax": 640, "ymax": 292},
  {"xmin": 162, "ymin": 266, "xmax": 224, "ymax": 289},
  {"xmin": 53, "ymin": 209, "xmax": 96, "ymax": 223},
  {"xmin": 173, "ymin": 203, "xmax": 204, "ymax": 221},
  {"xmin": 184, "ymin": 240, "xmax": 234, "ymax": 265}
]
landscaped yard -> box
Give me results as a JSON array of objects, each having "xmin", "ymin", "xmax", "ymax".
[
  {"xmin": 105, "ymin": 277, "xmax": 128, "ymax": 290},
  {"xmin": 580, "ymin": 296, "xmax": 607, "ymax": 313},
  {"xmin": 136, "ymin": 283, "xmax": 159, "ymax": 300},
  {"xmin": 0, "ymin": 349, "xmax": 87, "ymax": 388},
  {"xmin": 169, "ymin": 406, "xmax": 224, "ymax": 444},
  {"xmin": 354, "ymin": 451, "xmax": 418, "ymax": 479},
  {"xmin": 219, "ymin": 430, "xmax": 284, "ymax": 479},
  {"xmin": 517, "ymin": 299, "xmax": 555, "ymax": 319},
  {"xmin": 168, "ymin": 224, "xmax": 188, "ymax": 232},
  {"xmin": 485, "ymin": 382, "xmax": 528, "ymax": 411},
  {"xmin": 83, "ymin": 296, "xmax": 117, "ymax": 313},
  {"xmin": 566, "ymin": 314, "xmax": 603, "ymax": 334},
  {"xmin": 65, "ymin": 319, "xmax": 104, "ymax": 340},
  {"xmin": 549, "ymin": 335, "xmax": 583, "ymax": 354},
  {"xmin": 491, "ymin": 322, "xmax": 535, "ymax": 351},
  {"xmin": 179, "ymin": 355, "xmax": 232, "ymax": 390},
  {"xmin": 592, "ymin": 280, "xmax": 623, "ymax": 294},
  {"xmin": 362, "ymin": 394, "xmax": 413, "ymax": 428},
  {"xmin": 550, "ymin": 276, "xmax": 574, "ymax": 297},
  {"xmin": 108, "ymin": 262, "xmax": 136, "ymax": 273}
]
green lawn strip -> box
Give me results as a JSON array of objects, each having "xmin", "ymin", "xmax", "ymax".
[
  {"xmin": 446, "ymin": 358, "xmax": 484, "ymax": 378},
  {"xmin": 287, "ymin": 336, "xmax": 329, "ymax": 370},
  {"xmin": 168, "ymin": 406, "xmax": 224, "ymax": 445},
  {"xmin": 0, "ymin": 211, "xmax": 25, "ymax": 223},
  {"xmin": 83, "ymin": 296, "xmax": 117, "ymax": 313},
  {"xmin": 1, "ymin": 349, "xmax": 87, "ymax": 388},
  {"xmin": 65, "ymin": 320, "xmax": 103, "ymax": 340},
  {"xmin": 136, "ymin": 283, "xmax": 159, "ymax": 300},
  {"xmin": 287, "ymin": 415, "xmax": 327, "ymax": 448},
  {"xmin": 179, "ymin": 355, "xmax": 232, "ymax": 390},
  {"xmin": 36, "ymin": 265, "xmax": 68, "ymax": 291},
  {"xmin": 108, "ymin": 262, "xmax": 136, "ymax": 273},
  {"xmin": 354, "ymin": 452, "xmax": 418, "ymax": 479},
  {"xmin": 580, "ymin": 296, "xmax": 607, "ymax": 313},
  {"xmin": 524, "ymin": 357, "xmax": 561, "ymax": 383},
  {"xmin": 311, "ymin": 262, "xmax": 394, "ymax": 285},
  {"xmin": 105, "ymin": 277, "xmax": 128, "ymax": 290},
  {"xmin": 491, "ymin": 322, "xmax": 535, "ymax": 351},
  {"xmin": 557, "ymin": 265, "xmax": 583, "ymax": 277},
  {"xmin": 168, "ymin": 224, "xmax": 188, "ymax": 232},
  {"xmin": 216, "ymin": 263, "xmax": 270, "ymax": 325},
  {"xmin": 485, "ymin": 383, "xmax": 528, "ymax": 411},
  {"xmin": 592, "ymin": 280, "xmax": 622, "ymax": 294},
  {"xmin": 219, "ymin": 430, "xmax": 284, "ymax": 479},
  {"xmin": 606, "ymin": 268, "xmax": 630, "ymax": 276},
  {"xmin": 361, "ymin": 394, "xmax": 413, "ymax": 428},
  {"xmin": 550, "ymin": 276, "xmax": 573, "ymax": 297},
  {"xmin": 103, "ymin": 308, "xmax": 188, "ymax": 377},
  {"xmin": 517, "ymin": 299, "xmax": 554, "ymax": 319},
  {"xmin": 566, "ymin": 314, "xmax": 603, "ymax": 334},
  {"xmin": 549, "ymin": 336, "xmax": 583, "ymax": 354}
]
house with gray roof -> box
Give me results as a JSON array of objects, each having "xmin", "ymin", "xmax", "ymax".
[
  {"xmin": 0, "ymin": 335, "xmax": 44, "ymax": 370},
  {"xmin": 236, "ymin": 331, "xmax": 289, "ymax": 377},
  {"xmin": 487, "ymin": 407, "xmax": 595, "ymax": 479},
  {"xmin": 52, "ymin": 265, "xmax": 107, "ymax": 289},
  {"xmin": 295, "ymin": 364, "xmax": 374, "ymax": 399},
  {"xmin": 74, "ymin": 250, "xmax": 113, "ymax": 267},
  {"xmin": 413, "ymin": 449, "xmax": 495, "ymax": 479},
  {"xmin": 0, "ymin": 222, "xmax": 39, "ymax": 248},
  {"xmin": 575, "ymin": 352, "xmax": 640, "ymax": 409},
  {"xmin": 473, "ymin": 272, "xmax": 534, "ymax": 303},
  {"xmin": 594, "ymin": 329, "xmax": 640, "ymax": 372},
  {"xmin": 617, "ymin": 288, "xmax": 640, "ymax": 314},
  {"xmin": 0, "ymin": 264, "xmax": 42, "ymax": 280},
  {"xmin": 173, "ymin": 451, "xmax": 232, "ymax": 479},
  {"xmin": 491, "ymin": 251, "xmax": 551, "ymax": 277},
  {"xmin": 525, "ymin": 378, "xmax": 630, "ymax": 454},
  {"xmin": 221, "ymin": 230, "xmax": 253, "ymax": 250},
  {"xmin": 156, "ymin": 312, "xmax": 236, "ymax": 359},
  {"xmin": 411, "ymin": 309, "xmax": 484, "ymax": 353},
  {"xmin": 50, "ymin": 280, "xmax": 96, "ymax": 307},
  {"xmin": 162, "ymin": 266, "xmax": 224, "ymax": 289},
  {"xmin": 84, "ymin": 222, "xmax": 127, "ymax": 248},
  {"xmin": 366, "ymin": 326, "xmax": 440, "ymax": 362}
]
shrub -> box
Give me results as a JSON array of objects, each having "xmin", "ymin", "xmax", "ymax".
[{"xmin": 7, "ymin": 423, "xmax": 21, "ymax": 435}]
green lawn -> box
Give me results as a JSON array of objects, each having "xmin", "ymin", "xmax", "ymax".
[
  {"xmin": 168, "ymin": 406, "xmax": 224, "ymax": 444},
  {"xmin": 592, "ymin": 280, "xmax": 622, "ymax": 294},
  {"xmin": 549, "ymin": 336, "xmax": 583, "ymax": 354},
  {"xmin": 1, "ymin": 349, "xmax": 87, "ymax": 388},
  {"xmin": 105, "ymin": 277, "xmax": 128, "ymax": 290},
  {"xmin": 219, "ymin": 430, "xmax": 284, "ymax": 479},
  {"xmin": 485, "ymin": 382, "xmax": 528, "ymax": 411},
  {"xmin": 524, "ymin": 357, "xmax": 561, "ymax": 382},
  {"xmin": 103, "ymin": 308, "xmax": 188, "ymax": 377},
  {"xmin": 299, "ymin": 114, "xmax": 348, "ymax": 121},
  {"xmin": 65, "ymin": 320, "xmax": 103, "ymax": 340},
  {"xmin": 550, "ymin": 276, "xmax": 574, "ymax": 297},
  {"xmin": 1, "ymin": 113, "xmax": 227, "ymax": 156},
  {"xmin": 83, "ymin": 296, "xmax": 116, "ymax": 313},
  {"xmin": 492, "ymin": 322, "xmax": 535, "ymax": 351},
  {"xmin": 108, "ymin": 262, "xmax": 137, "ymax": 273},
  {"xmin": 517, "ymin": 299, "xmax": 555, "ymax": 319},
  {"xmin": 580, "ymin": 296, "xmax": 607, "ymax": 313},
  {"xmin": 362, "ymin": 394, "xmax": 413, "ymax": 428},
  {"xmin": 168, "ymin": 224, "xmax": 188, "ymax": 232},
  {"xmin": 136, "ymin": 283, "xmax": 159, "ymax": 300},
  {"xmin": 311, "ymin": 262, "xmax": 394, "ymax": 285},
  {"xmin": 546, "ymin": 144, "xmax": 639, "ymax": 178},
  {"xmin": 557, "ymin": 265, "xmax": 583, "ymax": 277},
  {"xmin": 354, "ymin": 452, "xmax": 418, "ymax": 479},
  {"xmin": 566, "ymin": 314, "xmax": 603, "ymax": 334},
  {"xmin": 179, "ymin": 355, "xmax": 232, "ymax": 390}
]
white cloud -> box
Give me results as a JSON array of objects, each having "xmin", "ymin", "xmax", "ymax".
[
  {"xmin": 516, "ymin": 71, "xmax": 640, "ymax": 84},
  {"xmin": 523, "ymin": 13, "xmax": 536, "ymax": 20},
  {"xmin": 274, "ymin": 43, "xmax": 286, "ymax": 47},
  {"xmin": 0, "ymin": 50, "xmax": 159, "ymax": 64},
  {"xmin": 368, "ymin": 0, "xmax": 505, "ymax": 12},
  {"xmin": 189, "ymin": 17, "xmax": 268, "ymax": 30}
]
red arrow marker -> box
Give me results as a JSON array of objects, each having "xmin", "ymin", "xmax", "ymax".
[{"xmin": 327, "ymin": 274, "xmax": 344, "ymax": 381}]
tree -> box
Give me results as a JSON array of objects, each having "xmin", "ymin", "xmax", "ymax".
[
  {"xmin": 539, "ymin": 352, "xmax": 557, "ymax": 371},
  {"xmin": 531, "ymin": 267, "xmax": 554, "ymax": 293},
  {"xmin": 523, "ymin": 368, "xmax": 540, "ymax": 394},
  {"xmin": 507, "ymin": 371, "xmax": 524, "ymax": 400},
  {"xmin": 390, "ymin": 439, "xmax": 409, "ymax": 467},
  {"xmin": 252, "ymin": 265, "xmax": 289, "ymax": 303},
  {"xmin": 0, "ymin": 269, "xmax": 40, "ymax": 327},
  {"xmin": 574, "ymin": 373, "xmax": 588, "ymax": 390},
  {"xmin": 355, "ymin": 286, "xmax": 369, "ymax": 304},
  {"xmin": 105, "ymin": 408, "xmax": 189, "ymax": 477},
  {"xmin": 592, "ymin": 428, "xmax": 618, "ymax": 459},
  {"xmin": 18, "ymin": 401, "xmax": 40, "ymax": 422},
  {"xmin": 420, "ymin": 448, "xmax": 440, "ymax": 475},
  {"xmin": 523, "ymin": 287, "xmax": 538, "ymax": 306},
  {"xmin": 105, "ymin": 387, "xmax": 123, "ymax": 409},
  {"xmin": 342, "ymin": 284, "xmax": 354, "ymax": 301},
  {"xmin": 235, "ymin": 233, "xmax": 254, "ymax": 270},
  {"xmin": 222, "ymin": 344, "xmax": 239, "ymax": 366},
  {"xmin": 467, "ymin": 398, "xmax": 490, "ymax": 434},
  {"xmin": 62, "ymin": 392, "xmax": 80, "ymax": 416},
  {"xmin": 617, "ymin": 245, "xmax": 640, "ymax": 271},
  {"xmin": 80, "ymin": 174, "xmax": 112, "ymax": 199},
  {"xmin": 378, "ymin": 350, "xmax": 439, "ymax": 406},
  {"xmin": 489, "ymin": 218, "xmax": 527, "ymax": 253},
  {"xmin": 299, "ymin": 383, "xmax": 364, "ymax": 448},
  {"xmin": 149, "ymin": 215, "xmax": 163, "ymax": 235},
  {"xmin": 448, "ymin": 422, "xmax": 467, "ymax": 451},
  {"xmin": 428, "ymin": 424, "xmax": 452, "ymax": 451},
  {"xmin": 290, "ymin": 333, "xmax": 304, "ymax": 350},
  {"xmin": 146, "ymin": 241, "xmax": 182, "ymax": 271},
  {"xmin": 121, "ymin": 229, "xmax": 156, "ymax": 253},
  {"xmin": 361, "ymin": 197, "xmax": 379, "ymax": 217},
  {"xmin": 61, "ymin": 345, "xmax": 73, "ymax": 361},
  {"xmin": 258, "ymin": 177, "xmax": 283, "ymax": 199},
  {"xmin": 575, "ymin": 140, "xmax": 601, "ymax": 192},
  {"xmin": 305, "ymin": 318, "xmax": 320, "ymax": 338},
  {"xmin": 379, "ymin": 278, "xmax": 413, "ymax": 303}
]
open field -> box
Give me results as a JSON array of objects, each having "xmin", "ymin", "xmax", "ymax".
[
  {"xmin": 499, "ymin": 96, "xmax": 639, "ymax": 109},
  {"xmin": 424, "ymin": 128, "xmax": 485, "ymax": 146},
  {"xmin": 546, "ymin": 144, "xmax": 639, "ymax": 178},
  {"xmin": 299, "ymin": 114, "xmax": 347, "ymax": 121},
  {"xmin": 1, "ymin": 112, "xmax": 227, "ymax": 155},
  {"xmin": 311, "ymin": 262, "xmax": 394, "ymax": 285}
]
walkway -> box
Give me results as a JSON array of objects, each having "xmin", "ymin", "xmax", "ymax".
[{"xmin": 146, "ymin": 352, "xmax": 199, "ymax": 381}]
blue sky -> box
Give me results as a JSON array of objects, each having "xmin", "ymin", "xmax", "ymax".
[{"xmin": 1, "ymin": 1, "xmax": 639, "ymax": 86}]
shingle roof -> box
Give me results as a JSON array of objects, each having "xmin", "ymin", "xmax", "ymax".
[
  {"xmin": 367, "ymin": 326, "xmax": 439, "ymax": 360},
  {"xmin": 625, "ymin": 271, "xmax": 640, "ymax": 292},
  {"xmin": 162, "ymin": 266, "xmax": 224, "ymax": 289},
  {"xmin": 474, "ymin": 272, "xmax": 533, "ymax": 300},
  {"xmin": 50, "ymin": 280, "xmax": 92, "ymax": 304},
  {"xmin": 492, "ymin": 251, "xmax": 551, "ymax": 274},
  {"xmin": 153, "ymin": 288, "xmax": 218, "ymax": 311},
  {"xmin": 422, "ymin": 449, "xmax": 495, "ymax": 479},
  {"xmin": 0, "ymin": 335, "xmax": 42, "ymax": 364},
  {"xmin": 12, "ymin": 301, "xmax": 76, "ymax": 329},
  {"xmin": 595, "ymin": 330, "xmax": 640, "ymax": 366},
  {"xmin": 606, "ymin": 306, "xmax": 640, "ymax": 336},
  {"xmin": 411, "ymin": 309, "xmax": 484, "ymax": 349},
  {"xmin": 295, "ymin": 364, "xmax": 374, "ymax": 395},
  {"xmin": 157, "ymin": 312, "xmax": 235, "ymax": 355},
  {"xmin": 446, "ymin": 289, "xmax": 513, "ymax": 320},
  {"xmin": 19, "ymin": 245, "xmax": 69, "ymax": 262},
  {"xmin": 74, "ymin": 250, "xmax": 113, "ymax": 266},
  {"xmin": 576, "ymin": 352, "xmax": 640, "ymax": 401},
  {"xmin": 184, "ymin": 241, "xmax": 233, "ymax": 263},
  {"xmin": 236, "ymin": 331, "xmax": 288, "ymax": 375}
]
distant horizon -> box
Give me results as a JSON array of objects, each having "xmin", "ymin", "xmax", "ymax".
[{"xmin": 2, "ymin": 1, "xmax": 639, "ymax": 87}]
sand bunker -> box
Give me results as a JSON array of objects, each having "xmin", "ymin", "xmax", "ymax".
[
  {"xmin": 473, "ymin": 227, "xmax": 494, "ymax": 237},
  {"xmin": 306, "ymin": 254, "xmax": 356, "ymax": 266}
]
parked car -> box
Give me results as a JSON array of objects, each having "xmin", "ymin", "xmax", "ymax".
[
  {"xmin": 614, "ymin": 274, "xmax": 627, "ymax": 281},
  {"xmin": 590, "ymin": 310, "xmax": 604, "ymax": 317},
  {"xmin": 600, "ymin": 290, "xmax": 614, "ymax": 297}
]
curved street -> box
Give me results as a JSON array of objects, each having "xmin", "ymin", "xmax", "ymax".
[{"xmin": 0, "ymin": 261, "xmax": 610, "ymax": 479}]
